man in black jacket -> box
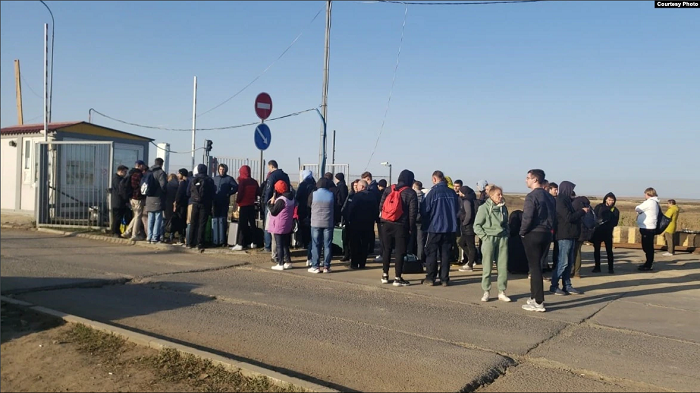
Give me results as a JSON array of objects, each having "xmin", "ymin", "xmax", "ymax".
[
  {"xmin": 457, "ymin": 186, "xmax": 478, "ymax": 271},
  {"xmin": 262, "ymin": 160, "xmax": 291, "ymax": 253},
  {"xmin": 551, "ymin": 181, "xmax": 589, "ymax": 296},
  {"xmin": 188, "ymin": 164, "xmax": 216, "ymax": 252},
  {"xmin": 344, "ymin": 180, "xmax": 379, "ymax": 269},
  {"xmin": 591, "ymin": 192, "xmax": 619, "ymax": 274},
  {"xmin": 362, "ymin": 171, "xmax": 382, "ymax": 255},
  {"xmin": 378, "ymin": 170, "xmax": 418, "ymax": 287},
  {"xmin": 296, "ymin": 170, "xmax": 316, "ymax": 263},
  {"xmin": 110, "ymin": 165, "xmax": 129, "ymax": 237},
  {"xmin": 520, "ymin": 169, "xmax": 557, "ymax": 312}
]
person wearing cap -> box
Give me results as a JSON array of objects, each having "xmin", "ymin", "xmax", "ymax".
[
  {"xmin": 268, "ymin": 180, "xmax": 296, "ymax": 270},
  {"xmin": 188, "ymin": 164, "xmax": 216, "ymax": 251}
]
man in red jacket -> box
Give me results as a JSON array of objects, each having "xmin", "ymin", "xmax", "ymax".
[{"xmin": 231, "ymin": 165, "xmax": 260, "ymax": 251}]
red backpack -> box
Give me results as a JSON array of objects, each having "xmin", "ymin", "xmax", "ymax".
[{"xmin": 381, "ymin": 185, "xmax": 408, "ymax": 222}]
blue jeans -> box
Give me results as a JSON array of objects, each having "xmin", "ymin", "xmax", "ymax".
[
  {"xmin": 264, "ymin": 205, "xmax": 272, "ymax": 251},
  {"xmin": 552, "ymin": 239, "xmax": 575, "ymax": 291},
  {"xmin": 147, "ymin": 211, "xmax": 163, "ymax": 242},
  {"xmin": 212, "ymin": 216, "xmax": 226, "ymax": 245},
  {"xmin": 311, "ymin": 227, "xmax": 334, "ymax": 269}
]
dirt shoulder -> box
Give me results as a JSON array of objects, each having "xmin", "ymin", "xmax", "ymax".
[{"xmin": 1, "ymin": 301, "xmax": 303, "ymax": 392}]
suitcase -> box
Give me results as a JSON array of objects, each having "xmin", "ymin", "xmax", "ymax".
[
  {"xmin": 227, "ymin": 221, "xmax": 239, "ymax": 246},
  {"xmin": 403, "ymin": 254, "xmax": 424, "ymax": 274},
  {"xmin": 332, "ymin": 226, "xmax": 345, "ymax": 256}
]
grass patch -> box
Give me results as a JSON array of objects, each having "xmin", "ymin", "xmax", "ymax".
[{"xmin": 63, "ymin": 324, "xmax": 304, "ymax": 392}]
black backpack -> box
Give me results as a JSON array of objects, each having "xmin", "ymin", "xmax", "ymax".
[{"xmin": 191, "ymin": 176, "xmax": 210, "ymax": 204}]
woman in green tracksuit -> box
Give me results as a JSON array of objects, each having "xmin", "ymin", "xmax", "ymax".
[{"xmin": 473, "ymin": 185, "xmax": 511, "ymax": 302}]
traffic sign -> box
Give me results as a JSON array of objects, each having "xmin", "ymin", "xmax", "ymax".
[
  {"xmin": 254, "ymin": 123, "xmax": 272, "ymax": 151},
  {"xmin": 255, "ymin": 92, "xmax": 273, "ymax": 120}
]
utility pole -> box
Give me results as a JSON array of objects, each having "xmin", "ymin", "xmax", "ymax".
[
  {"xmin": 14, "ymin": 60, "xmax": 23, "ymax": 125},
  {"xmin": 331, "ymin": 129, "xmax": 336, "ymax": 165},
  {"xmin": 43, "ymin": 23, "xmax": 48, "ymax": 141},
  {"xmin": 191, "ymin": 76, "xmax": 197, "ymax": 170},
  {"xmin": 318, "ymin": 0, "xmax": 332, "ymax": 175}
]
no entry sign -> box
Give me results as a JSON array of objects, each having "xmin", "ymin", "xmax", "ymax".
[{"xmin": 255, "ymin": 92, "xmax": 273, "ymax": 120}]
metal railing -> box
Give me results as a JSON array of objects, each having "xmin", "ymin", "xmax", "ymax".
[{"xmin": 211, "ymin": 156, "xmax": 264, "ymax": 183}]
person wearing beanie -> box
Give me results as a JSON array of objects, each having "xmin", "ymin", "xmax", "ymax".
[
  {"xmin": 378, "ymin": 169, "xmax": 418, "ymax": 287},
  {"xmin": 457, "ymin": 186, "xmax": 478, "ymax": 271},
  {"xmin": 268, "ymin": 180, "xmax": 296, "ymax": 270},
  {"xmin": 231, "ymin": 165, "xmax": 260, "ymax": 251},
  {"xmin": 188, "ymin": 163, "xmax": 216, "ymax": 251},
  {"xmin": 212, "ymin": 164, "xmax": 238, "ymax": 247},
  {"xmin": 307, "ymin": 178, "xmax": 336, "ymax": 273}
]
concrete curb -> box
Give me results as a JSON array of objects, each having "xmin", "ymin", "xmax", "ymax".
[{"xmin": 0, "ymin": 296, "xmax": 338, "ymax": 393}]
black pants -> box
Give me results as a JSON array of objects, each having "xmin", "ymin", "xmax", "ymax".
[
  {"xmin": 368, "ymin": 223, "xmax": 377, "ymax": 254},
  {"xmin": 592, "ymin": 231, "xmax": 614, "ymax": 270},
  {"xmin": 274, "ymin": 233, "xmax": 291, "ymax": 265},
  {"xmin": 458, "ymin": 233, "xmax": 477, "ymax": 266},
  {"xmin": 640, "ymin": 228, "xmax": 655, "ymax": 268},
  {"xmin": 237, "ymin": 205, "xmax": 256, "ymax": 246},
  {"xmin": 111, "ymin": 207, "xmax": 127, "ymax": 235},
  {"xmin": 425, "ymin": 233, "xmax": 454, "ymax": 283},
  {"xmin": 381, "ymin": 222, "xmax": 408, "ymax": 277},
  {"xmin": 523, "ymin": 231, "xmax": 551, "ymax": 304},
  {"xmin": 342, "ymin": 224, "xmax": 352, "ymax": 260},
  {"xmin": 350, "ymin": 228, "xmax": 373, "ymax": 268},
  {"xmin": 189, "ymin": 203, "xmax": 210, "ymax": 249}
]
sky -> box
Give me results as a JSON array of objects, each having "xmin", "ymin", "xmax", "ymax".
[{"xmin": 1, "ymin": 1, "xmax": 698, "ymax": 199}]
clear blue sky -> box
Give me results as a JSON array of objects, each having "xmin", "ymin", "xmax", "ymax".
[{"xmin": 2, "ymin": 1, "xmax": 698, "ymax": 198}]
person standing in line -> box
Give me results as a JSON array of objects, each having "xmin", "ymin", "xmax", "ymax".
[
  {"xmin": 164, "ymin": 173, "xmax": 179, "ymax": 243},
  {"xmin": 308, "ymin": 178, "xmax": 336, "ymax": 274},
  {"xmin": 591, "ymin": 192, "xmax": 619, "ymax": 273},
  {"xmin": 635, "ymin": 187, "xmax": 660, "ymax": 271},
  {"xmin": 295, "ymin": 170, "xmax": 316, "ymax": 263},
  {"xmin": 361, "ymin": 172, "xmax": 382, "ymax": 256},
  {"xmin": 188, "ymin": 164, "xmax": 216, "ymax": 252},
  {"xmin": 173, "ymin": 169, "xmax": 189, "ymax": 245},
  {"xmin": 520, "ymin": 169, "xmax": 556, "ymax": 312},
  {"xmin": 457, "ymin": 186, "xmax": 478, "ymax": 272},
  {"xmin": 344, "ymin": 180, "xmax": 379, "ymax": 269},
  {"xmin": 231, "ymin": 165, "xmax": 259, "ymax": 251},
  {"xmin": 144, "ymin": 158, "xmax": 167, "ymax": 244},
  {"xmin": 408, "ymin": 181, "xmax": 425, "ymax": 261},
  {"xmin": 109, "ymin": 165, "xmax": 129, "ymax": 237},
  {"xmin": 421, "ymin": 171, "xmax": 460, "ymax": 287},
  {"xmin": 662, "ymin": 199, "xmax": 679, "ymax": 257},
  {"xmin": 551, "ymin": 181, "xmax": 588, "ymax": 295},
  {"xmin": 547, "ymin": 182, "xmax": 559, "ymax": 272},
  {"xmin": 122, "ymin": 161, "xmax": 147, "ymax": 241},
  {"xmin": 262, "ymin": 160, "xmax": 291, "ymax": 253},
  {"xmin": 268, "ymin": 180, "xmax": 295, "ymax": 271},
  {"xmin": 473, "ymin": 185, "xmax": 511, "ymax": 302},
  {"xmin": 212, "ymin": 164, "xmax": 238, "ymax": 247}
]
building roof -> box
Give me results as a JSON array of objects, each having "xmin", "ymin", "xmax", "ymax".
[{"xmin": 0, "ymin": 121, "xmax": 154, "ymax": 141}]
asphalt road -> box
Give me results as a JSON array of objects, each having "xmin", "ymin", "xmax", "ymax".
[{"xmin": 2, "ymin": 228, "xmax": 699, "ymax": 392}]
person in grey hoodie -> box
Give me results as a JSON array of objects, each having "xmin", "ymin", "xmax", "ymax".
[
  {"xmin": 212, "ymin": 164, "xmax": 238, "ymax": 247},
  {"xmin": 145, "ymin": 158, "xmax": 167, "ymax": 243},
  {"xmin": 308, "ymin": 178, "xmax": 335, "ymax": 273},
  {"xmin": 473, "ymin": 185, "xmax": 511, "ymax": 302}
]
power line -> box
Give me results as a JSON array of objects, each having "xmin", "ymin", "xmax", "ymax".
[
  {"xmin": 150, "ymin": 141, "xmax": 204, "ymax": 154},
  {"xmin": 376, "ymin": 0, "xmax": 541, "ymax": 5},
  {"xmin": 20, "ymin": 74, "xmax": 42, "ymax": 99},
  {"xmin": 364, "ymin": 5, "xmax": 408, "ymax": 171},
  {"xmin": 90, "ymin": 107, "xmax": 318, "ymax": 132},
  {"xmin": 195, "ymin": 5, "xmax": 325, "ymax": 119}
]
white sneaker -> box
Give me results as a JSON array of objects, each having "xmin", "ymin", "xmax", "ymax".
[
  {"xmin": 662, "ymin": 252, "xmax": 673, "ymax": 256},
  {"xmin": 271, "ymin": 264, "xmax": 284, "ymax": 271},
  {"xmin": 230, "ymin": 245, "xmax": 244, "ymax": 251},
  {"xmin": 481, "ymin": 291, "xmax": 490, "ymax": 302},
  {"xmin": 283, "ymin": 262, "xmax": 292, "ymax": 270},
  {"xmin": 459, "ymin": 264, "xmax": 473, "ymax": 272},
  {"xmin": 308, "ymin": 267, "xmax": 321, "ymax": 274},
  {"xmin": 498, "ymin": 292, "xmax": 512, "ymax": 302},
  {"xmin": 522, "ymin": 302, "xmax": 546, "ymax": 312},
  {"xmin": 375, "ymin": 256, "xmax": 383, "ymax": 262},
  {"xmin": 250, "ymin": 243, "xmax": 257, "ymax": 249},
  {"xmin": 306, "ymin": 260, "xmax": 312, "ymax": 267},
  {"xmin": 323, "ymin": 267, "xmax": 331, "ymax": 273},
  {"xmin": 527, "ymin": 298, "xmax": 536, "ymax": 305}
]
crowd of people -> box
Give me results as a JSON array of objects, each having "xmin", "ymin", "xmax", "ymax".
[{"xmin": 109, "ymin": 160, "xmax": 681, "ymax": 313}]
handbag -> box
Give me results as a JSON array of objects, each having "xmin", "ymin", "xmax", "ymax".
[{"xmin": 655, "ymin": 203, "xmax": 672, "ymax": 235}]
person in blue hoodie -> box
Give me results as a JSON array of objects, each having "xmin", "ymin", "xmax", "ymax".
[
  {"xmin": 212, "ymin": 164, "xmax": 238, "ymax": 247},
  {"xmin": 421, "ymin": 170, "xmax": 460, "ymax": 286}
]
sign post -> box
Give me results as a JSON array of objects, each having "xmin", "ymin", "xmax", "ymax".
[{"xmin": 254, "ymin": 93, "xmax": 273, "ymax": 183}]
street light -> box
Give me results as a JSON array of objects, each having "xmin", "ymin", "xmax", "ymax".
[
  {"xmin": 39, "ymin": 0, "xmax": 54, "ymax": 122},
  {"xmin": 381, "ymin": 162, "xmax": 392, "ymax": 185}
]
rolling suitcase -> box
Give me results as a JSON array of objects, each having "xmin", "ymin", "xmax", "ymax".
[{"xmin": 227, "ymin": 221, "xmax": 239, "ymax": 247}]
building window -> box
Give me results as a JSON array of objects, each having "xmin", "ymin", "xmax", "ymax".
[{"xmin": 24, "ymin": 140, "xmax": 31, "ymax": 169}]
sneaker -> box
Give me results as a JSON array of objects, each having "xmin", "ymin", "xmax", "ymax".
[
  {"xmin": 271, "ymin": 264, "xmax": 284, "ymax": 271},
  {"xmin": 481, "ymin": 292, "xmax": 490, "ymax": 302},
  {"xmin": 308, "ymin": 267, "xmax": 321, "ymax": 274},
  {"xmin": 591, "ymin": 267, "xmax": 601, "ymax": 273},
  {"xmin": 459, "ymin": 264, "xmax": 473, "ymax": 272},
  {"xmin": 422, "ymin": 279, "xmax": 435, "ymax": 286},
  {"xmin": 526, "ymin": 298, "xmax": 536, "ymax": 305},
  {"xmin": 528, "ymin": 274, "xmax": 531, "ymax": 280},
  {"xmin": 565, "ymin": 287, "xmax": 584, "ymax": 295},
  {"xmin": 498, "ymin": 292, "xmax": 512, "ymax": 302},
  {"xmin": 250, "ymin": 243, "xmax": 257, "ymax": 249},
  {"xmin": 551, "ymin": 288, "xmax": 568, "ymax": 296},
  {"xmin": 283, "ymin": 263, "xmax": 292, "ymax": 270},
  {"xmin": 393, "ymin": 277, "xmax": 410, "ymax": 287},
  {"xmin": 522, "ymin": 302, "xmax": 546, "ymax": 312},
  {"xmin": 441, "ymin": 281, "xmax": 449, "ymax": 287},
  {"xmin": 375, "ymin": 256, "xmax": 383, "ymax": 263},
  {"xmin": 323, "ymin": 267, "xmax": 332, "ymax": 273},
  {"xmin": 381, "ymin": 274, "xmax": 390, "ymax": 284},
  {"xmin": 638, "ymin": 265, "xmax": 654, "ymax": 272},
  {"xmin": 306, "ymin": 260, "xmax": 313, "ymax": 267},
  {"xmin": 231, "ymin": 245, "xmax": 244, "ymax": 251},
  {"xmin": 661, "ymin": 252, "xmax": 673, "ymax": 256}
]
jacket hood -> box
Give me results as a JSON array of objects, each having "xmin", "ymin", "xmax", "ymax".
[
  {"xmin": 397, "ymin": 170, "xmax": 415, "ymax": 189},
  {"xmin": 197, "ymin": 164, "xmax": 207, "ymax": 175},
  {"xmin": 301, "ymin": 169, "xmax": 313, "ymax": 181},
  {"xmin": 150, "ymin": 165, "xmax": 162, "ymax": 172},
  {"xmin": 559, "ymin": 181, "xmax": 576, "ymax": 199},
  {"xmin": 445, "ymin": 176, "xmax": 454, "ymax": 190},
  {"xmin": 460, "ymin": 186, "xmax": 476, "ymax": 201},
  {"xmin": 603, "ymin": 192, "xmax": 617, "ymax": 207},
  {"xmin": 573, "ymin": 196, "xmax": 591, "ymax": 209},
  {"xmin": 316, "ymin": 178, "xmax": 334, "ymax": 190},
  {"xmin": 476, "ymin": 180, "xmax": 488, "ymax": 192},
  {"xmin": 239, "ymin": 165, "xmax": 251, "ymax": 179}
]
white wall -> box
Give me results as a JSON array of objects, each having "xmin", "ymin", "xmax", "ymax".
[
  {"xmin": 1, "ymin": 138, "xmax": 19, "ymax": 209},
  {"xmin": 20, "ymin": 136, "xmax": 43, "ymax": 211}
]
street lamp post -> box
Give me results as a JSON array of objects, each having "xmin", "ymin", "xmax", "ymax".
[{"xmin": 381, "ymin": 162, "xmax": 392, "ymax": 185}]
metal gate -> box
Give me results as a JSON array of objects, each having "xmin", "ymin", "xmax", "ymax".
[
  {"xmin": 299, "ymin": 163, "xmax": 350, "ymax": 182},
  {"xmin": 35, "ymin": 141, "xmax": 113, "ymax": 229},
  {"xmin": 210, "ymin": 156, "xmax": 264, "ymax": 183}
]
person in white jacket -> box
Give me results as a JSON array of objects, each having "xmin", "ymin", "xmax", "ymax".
[{"xmin": 635, "ymin": 187, "xmax": 660, "ymax": 271}]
